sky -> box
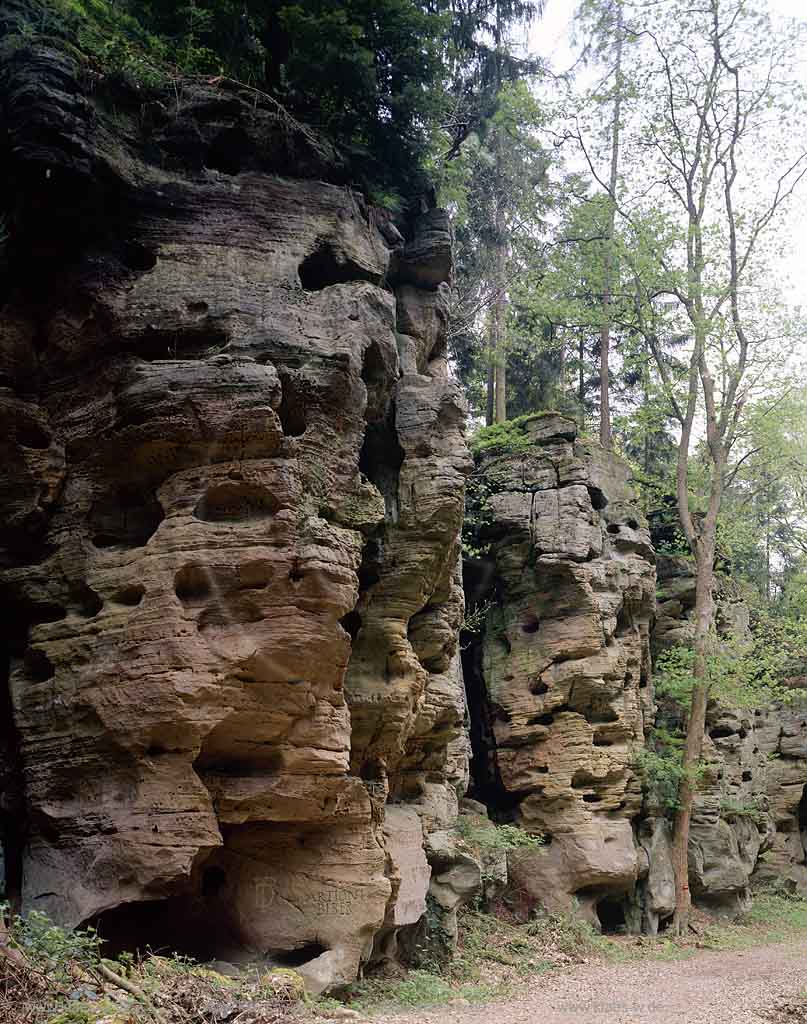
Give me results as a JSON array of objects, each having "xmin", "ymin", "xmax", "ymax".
[{"xmin": 528, "ymin": 0, "xmax": 807, "ymax": 314}]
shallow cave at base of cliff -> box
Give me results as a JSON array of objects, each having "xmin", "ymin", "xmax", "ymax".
[
  {"xmin": 594, "ymin": 895, "xmax": 628, "ymax": 934},
  {"xmin": 574, "ymin": 886, "xmax": 631, "ymax": 934},
  {"xmin": 88, "ymin": 891, "xmax": 240, "ymax": 963},
  {"xmin": 86, "ymin": 863, "xmax": 329, "ymax": 969}
]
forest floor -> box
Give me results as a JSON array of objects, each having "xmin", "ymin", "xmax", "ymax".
[
  {"xmin": 363, "ymin": 939, "xmax": 807, "ymax": 1023},
  {"xmin": 337, "ymin": 893, "xmax": 807, "ymax": 1024}
]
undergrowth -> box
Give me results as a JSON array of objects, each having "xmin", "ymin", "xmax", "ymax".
[{"xmin": 0, "ymin": 907, "xmax": 303, "ymax": 1024}]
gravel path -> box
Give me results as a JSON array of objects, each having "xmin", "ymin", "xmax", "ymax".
[{"xmin": 370, "ymin": 940, "xmax": 807, "ymax": 1024}]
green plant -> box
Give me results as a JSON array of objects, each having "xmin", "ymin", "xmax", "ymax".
[
  {"xmin": 456, "ymin": 817, "xmax": 544, "ymax": 852},
  {"xmin": 469, "ymin": 412, "xmax": 564, "ymax": 456},
  {"xmin": 719, "ymin": 796, "xmax": 766, "ymax": 826},
  {"xmin": 8, "ymin": 909, "xmax": 100, "ymax": 982}
]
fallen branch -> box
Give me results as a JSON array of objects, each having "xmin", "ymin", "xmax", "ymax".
[{"xmin": 95, "ymin": 961, "xmax": 169, "ymax": 1024}]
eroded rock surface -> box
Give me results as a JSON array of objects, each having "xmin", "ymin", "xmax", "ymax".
[
  {"xmin": 0, "ymin": 27, "xmax": 470, "ymax": 991},
  {"xmin": 462, "ymin": 415, "xmax": 656, "ymax": 927},
  {"xmin": 641, "ymin": 558, "xmax": 807, "ymax": 924}
]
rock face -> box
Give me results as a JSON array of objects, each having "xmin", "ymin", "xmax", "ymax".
[
  {"xmin": 638, "ymin": 558, "xmax": 807, "ymax": 926},
  {"xmin": 0, "ymin": 28, "xmax": 472, "ymax": 991},
  {"xmin": 462, "ymin": 415, "xmax": 656, "ymax": 927}
]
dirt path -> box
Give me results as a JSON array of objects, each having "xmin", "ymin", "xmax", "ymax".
[{"xmin": 370, "ymin": 940, "xmax": 807, "ymax": 1024}]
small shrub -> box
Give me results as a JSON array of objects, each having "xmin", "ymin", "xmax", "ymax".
[
  {"xmin": 456, "ymin": 817, "xmax": 544, "ymax": 852},
  {"xmin": 720, "ymin": 796, "xmax": 766, "ymax": 825}
]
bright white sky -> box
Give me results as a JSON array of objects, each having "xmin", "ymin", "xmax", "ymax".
[{"xmin": 528, "ymin": 0, "xmax": 807, "ymax": 313}]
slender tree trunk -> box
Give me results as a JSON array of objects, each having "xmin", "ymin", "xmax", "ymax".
[
  {"xmin": 578, "ymin": 335, "xmax": 585, "ymax": 417},
  {"xmin": 486, "ymin": 356, "xmax": 495, "ymax": 426},
  {"xmin": 493, "ymin": 206, "xmax": 507, "ymax": 424},
  {"xmin": 670, "ymin": 537, "xmax": 714, "ymax": 934},
  {"xmin": 491, "ymin": 0, "xmax": 507, "ymax": 425},
  {"xmin": 599, "ymin": 0, "xmax": 623, "ymax": 449}
]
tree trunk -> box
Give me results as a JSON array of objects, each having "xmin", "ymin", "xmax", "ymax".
[
  {"xmin": 486, "ymin": 357, "xmax": 495, "ymax": 426},
  {"xmin": 670, "ymin": 538, "xmax": 714, "ymax": 935},
  {"xmin": 493, "ymin": 277, "xmax": 506, "ymax": 424},
  {"xmin": 598, "ymin": 0, "xmax": 623, "ymax": 450}
]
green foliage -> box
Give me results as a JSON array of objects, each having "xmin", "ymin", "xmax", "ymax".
[
  {"xmin": 468, "ymin": 412, "xmax": 550, "ymax": 455},
  {"xmin": 655, "ymin": 622, "xmax": 807, "ymax": 710},
  {"xmin": 719, "ymin": 796, "xmax": 766, "ymax": 826},
  {"xmin": 632, "ymin": 726, "xmax": 690, "ymax": 814},
  {"xmin": 6, "ymin": 908, "xmax": 101, "ymax": 982},
  {"xmin": 456, "ymin": 816, "xmax": 544, "ymax": 851}
]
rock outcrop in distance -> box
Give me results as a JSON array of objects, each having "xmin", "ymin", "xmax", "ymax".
[{"xmin": 0, "ymin": 23, "xmax": 476, "ymax": 992}]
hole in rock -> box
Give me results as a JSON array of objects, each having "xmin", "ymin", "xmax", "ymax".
[
  {"xmin": 136, "ymin": 324, "xmax": 229, "ymax": 361},
  {"xmin": 527, "ymin": 713, "xmax": 554, "ymax": 728},
  {"xmin": 71, "ymin": 583, "xmax": 103, "ymax": 617},
  {"xmin": 298, "ymin": 238, "xmax": 378, "ymax": 291},
  {"xmin": 277, "ymin": 373, "xmax": 307, "ymax": 437},
  {"xmin": 593, "ymin": 735, "xmax": 614, "ymax": 747},
  {"xmin": 522, "ymin": 614, "xmax": 541, "ymax": 635},
  {"xmin": 206, "ymin": 126, "xmax": 251, "ymax": 175},
  {"xmin": 362, "ymin": 341, "xmax": 387, "ymax": 390},
  {"xmin": 288, "ymin": 561, "xmax": 304, "ymax": 583},
  {"xmin": 114, "ymin": 584, "xmax": 145, "ymax": 606},
  {"xmin": 272, "ymin": 942, "xmax": 327, "ymax": 967},
  {"xmin": 90, "ymin": 489, "xmax": 164, "ymax": 549},
  {"xmin": 596, "ymin": 897, "xmax": 627, "ymax": 934},
  {"xmin": 606, "ymin": 524, "xmax": 620, "ymax": 535},
  {"xmin": 24, "ymin": 649, "xmax": 54, "ymax": 682},
  {"xmin": 175, "ymin": 565, "xmax": 212, "ymax": 603},
  {"xmin": 359, "ymin": 414, "xmax": 404, "ymax": 522},
  {"xmin": 583, "ymin": 793, "xmax": 602, "ymax": 803},
  {"xmin": 194, "ymin": 483, "xmax": 280, "ymax": 523},
  {"xmin": 120, "ymin": 242, "xmax": 157, "ymax": 272},
  {"xmin": 187, "ymin": 300, "xmax": 209, "ymax": 315},
  {"xmin": 626, "ymin": 518, "xmax": 639, "ymax": 530},
  {"xmin": 709, "ymin": 726, "xmax": 735, "ymax": 740},
  {"xmin": 237, "ymin": 561, "xmax": 272, "ymax": 590},
  {"xmin": 340, "ymin": 610, "xmax": 362, "ymax": 642},
  {"xmin": 530, "ymin": 680, "xmax": 549, "ymax": 696},
  {"xmin": 741, "ymin": 771, "xmax": 753, "ymax": 782},
  {"xmin": 588, "ymin": 487, "xmax": 608, "ymax": 511},
  {"xmin": 590, "ymin": 707, "xmax": 619, "ymax": 724},
  {"xmin": 15, "ymin": 422, "xmax": 50, "ymax": 449}
]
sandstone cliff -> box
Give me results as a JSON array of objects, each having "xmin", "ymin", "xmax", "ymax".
[
  {"xmin": 0, "ymin": 25, "xmax": 473, "ymax": 991},
  {"xmin": 462, "ymin": 414, "xmax": 657, "ymax": 929}
]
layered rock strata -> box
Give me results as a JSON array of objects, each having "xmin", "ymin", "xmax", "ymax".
[
  {"xmin": 0, "ymin": 23, "xmax": 471, "ymax": 991},
  {"xmin": 462, "ymin": 414, "xmax": 656, "ymax": 926},
  {"xmin": 642, "ymin": 559, "xmax": 807, "ymax": 922}
]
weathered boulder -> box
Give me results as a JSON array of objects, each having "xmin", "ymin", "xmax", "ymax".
[
  {"xmin": 462, "ymin": 416, "xmax": 656, "ymax": 928},
  {"xmin": 0, "ymin": 27, "xmax": 470, "ymax": 992}
]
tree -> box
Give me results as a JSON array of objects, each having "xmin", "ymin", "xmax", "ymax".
[
  {"xmin": 631, "ymin": 0, "xmax": 807, "ymax": 934},
  {"xmin": 449, "ymin": 78, "xmax": 552, "ymax": 423},
  {"xmin": 574, "ymin": 0, "xmax": 628, "ymax": 446},
  {"xmin": 437, "ymin": 1, "xmax": 545, "ymax": 424}
]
